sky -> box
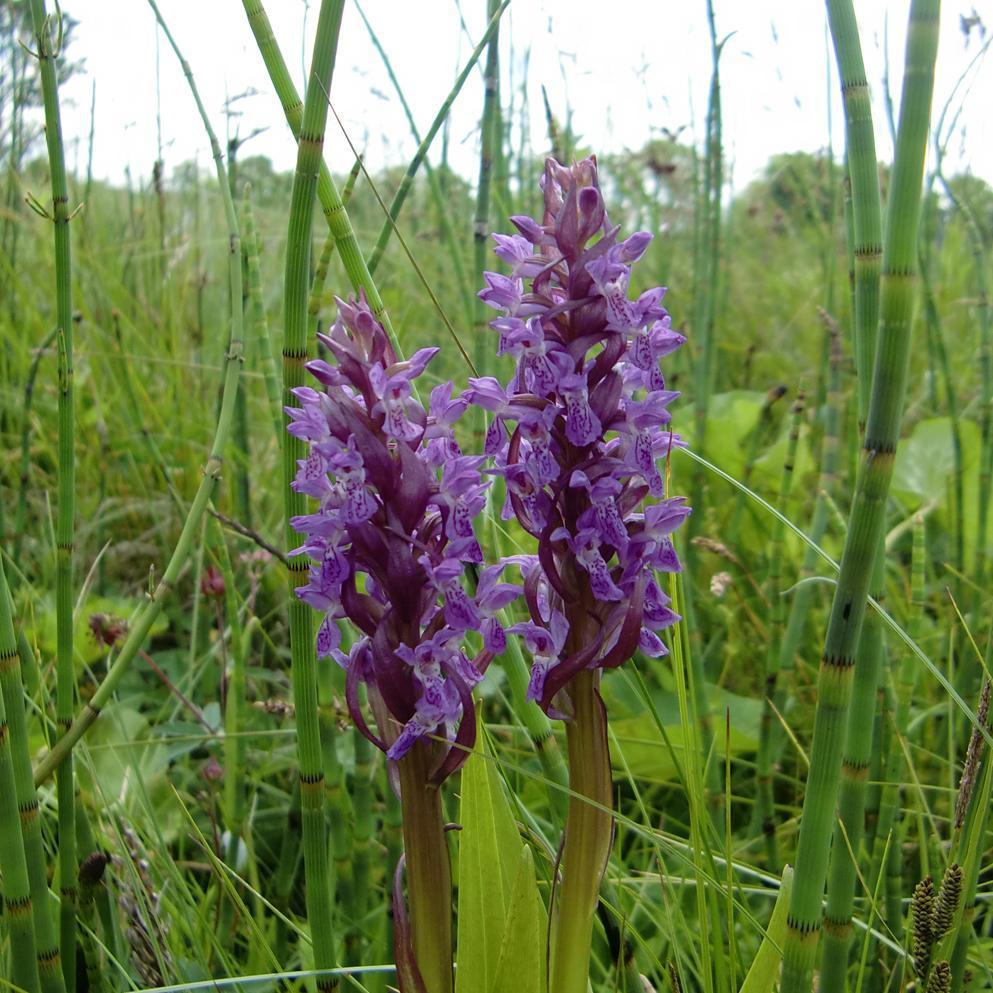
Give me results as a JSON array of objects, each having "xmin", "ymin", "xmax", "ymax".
[{"xmin": 50, "ymin": 1, "xmax": 992, "ymax": 193}]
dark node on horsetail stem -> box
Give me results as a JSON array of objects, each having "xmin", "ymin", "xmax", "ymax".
[{"xmin": 913, "ymin": 875, "xmax": 936, "ymax": 979}]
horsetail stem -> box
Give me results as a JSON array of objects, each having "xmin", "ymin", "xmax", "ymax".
[
  {"xmin": 34, "ymin": 0, "xmax": 250, "ymax": 786},
  {"xmin": 0, "ymin": 556, "xmax": 64, "ymax": 992},
  {"xmin": 355, "ymin": 0, "xmax": 474, "ymax": 325},
  {"xmin": 818, "ymin": 11, "xmax": 887, "ymax": 979},
  {"xmin": 472, "ymin": 0, "xmax": 502, "ymax": 448},
  {"xmin": 281, "ymin": 1, "xmax": 347, "ymax": 987},
  {"xmin": 26, "ymin": 1, "xmax": 77, "ymax": 983},
  {"xmin": 781, "ymin": 5, "xmax": 939, "ymax": 991},
  {"xmin": 0, "ymin": 560, "xmax": 40, "ymax": 991},
  {"xmin": 241, "ymin": 0, "xmax": 397, "ymax": 348}
]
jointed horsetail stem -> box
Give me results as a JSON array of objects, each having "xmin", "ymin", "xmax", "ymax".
[
  {"xmin": 242, "ymin": 0, "xmax": 397, "ymax": 347},
  {"xmin": 27, "ymin": 1, "xmax": 77, "ymax": 985},
  {"xmin": 33, "ymin": 0, "xmax": 252, "ymax": 789},
  {"xmin": 780, "ymin": 4, "xmax": 939, "ymax": 992},
  {"xmin": 281, "ymin": 2, "xmax": 347, "ymax": 987}
]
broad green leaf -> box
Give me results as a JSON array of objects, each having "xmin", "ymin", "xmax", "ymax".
[
  {"xmin": 681, "ymin": 391, "xmax": 766, "ymax": 479},
  {"xmin": 490, "ymin": 846, "xmax": 546, "ymax": 993},
  {"xmin": 609, "ymin": 712, "xmax": 759, "ymax": 783},
  {"xmin": 77, "ymin": 704, "xmax": 170, "ymax": 820},
  {"xmin": 892, "ymin": 417, "xmax": 980, "ymax": 503},
  {"xmin": 456, "ymin": 727, "xmax": 547, "ymax": 993},
  {"xmin": 739, "ymin": 865, "xmax": 793, "ymax": 993},
  {"xmin": 30, "ymin": 594, "xmax": 168, "ymax": 668}
]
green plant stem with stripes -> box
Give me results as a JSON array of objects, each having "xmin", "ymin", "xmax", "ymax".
[
  {"xmin": 1, "ymin": 556, "xmax": 65, "ymax": 993},
  {"xmin": 781, "ymin": 5, "xmax": 939, "ymax": 991},
  {"xmin": 819, "ymin": 529, "xmax": 887, "ymax": 993},
  {"xmin": 241, "ymin": 0, "xmax": 398, "ymax": 348},
  {"xmin": 34, "ymin": 0, "xmax": 250, "ymax": 788},
  {"xmin": 817, "ymin": 4, "xmax": 889, "ymax": 984},
  {"xmin": 0, "ymin": 563, "xmax": 40, "ymax": 991},
  {"xmin": 281, "ymin": 2, "xmax": 346, "ymax": 988},
  {"xmin": 27, "ymin": 1, "xmax": 77, "ymax": 984}
]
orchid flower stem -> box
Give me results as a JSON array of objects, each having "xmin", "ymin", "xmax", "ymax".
[
  {"xmin": 397, "ymin": 741, "xmax": 454, "ymax": 993},
  {"xmin": 551, "ymin": 669, "xmax": 613, "ymax": 993}
]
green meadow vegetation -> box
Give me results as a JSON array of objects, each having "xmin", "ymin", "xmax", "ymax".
[{"xmin": 0, "ymin": 1, "xmax": 991, "ymax": 992}]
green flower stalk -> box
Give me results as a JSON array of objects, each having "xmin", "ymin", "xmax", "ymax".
[{"xmin": 780, "ymin": 4, "xmax": 939, "ymax": 991}]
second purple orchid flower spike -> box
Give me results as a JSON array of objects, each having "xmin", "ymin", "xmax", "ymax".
[{"xmin": 470, "ymin": 155, "xmax": 691, "ymax": 993}]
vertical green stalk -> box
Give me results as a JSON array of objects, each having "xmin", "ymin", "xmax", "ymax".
[
  {"xmin": 281, "ymin": 2, "xmax": 346, "ymax": 988},
  {"xmin": 397, "ymin": 741, "xmax": 454, "ymax": 993},
  {"xmin": 817, "ymin": 3, "xmax": 889, "ymax": 984},
  {"xmin": 34, "ymin": 0, "xmax": 250, "ymax": 786},
  {"xmin": 1, "ymin": 556, "xmax": 65, "ymax": 993},
  {"xmin": 781, "ymin": 5, "xmax": 939, "ymax": 992},
  {"xmin": 473, "ymin": 0, "xmax": 501, "ymax": 444},
  {"xmin": 27, "ymin": 2, "xmax": 76, "ymax": 984},
  {"xmin": 0, "ymin": 568, "xmax": 39, "ymax": 993},
  {"xmin": 241, "ymin": 0, "xmax": 396, "ymax": 346},
  {"xmin": 690, "ymin": 0, "xmax": 723, "ymax": 468},
  {"xmin": 349, "ymin": 725, "xmax": 375, "ymax": 966},
  {"xmin": 355, "ymin": 1, "xmax": 473, "ymax": 325},
  {"xmin": 550, "ymin": 668, "xmax": 613, "ymax": 993},
  {"xmin": 754, "ymin": 387, "xmax": 805, "ymax": 869},
  {"xmin": 14, "ymin": 327, "xmax": 57, "ymax": 565},
  {"xmin": 242, "ymin": 188, "xmax": 284, "ymax": 447},
  {"xmin": 819, "ymin": 529, "xmax": 887, "ymax": 993}
]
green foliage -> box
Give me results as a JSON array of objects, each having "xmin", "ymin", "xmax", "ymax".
[{"xmin": 456, "ymin": 728, "xmax": 547, "ymax": 993}]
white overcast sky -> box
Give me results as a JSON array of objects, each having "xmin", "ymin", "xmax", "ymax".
[{"xmin": 53, "ymin": 1, "xmax": 991, "ymax": 191}]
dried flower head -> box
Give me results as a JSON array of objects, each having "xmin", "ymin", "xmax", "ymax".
[
  {"xmin": 88, "ymin": 612, "xmax": 128, "ymax": 648},
  {"xmin": 470, "ymin": 156, "xmax": 690, "ymax": 712}
]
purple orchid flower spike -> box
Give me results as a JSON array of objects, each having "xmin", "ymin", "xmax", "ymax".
[
  {"xmin": 467, "ymin": 154, "xmax": 691, "ymax": 716},
  {"xmin": 285, "ymin": 292, "xmax": 493, "ymax": 782}
]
